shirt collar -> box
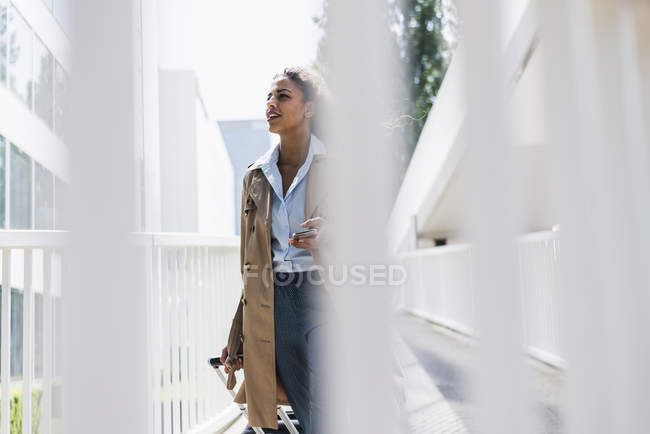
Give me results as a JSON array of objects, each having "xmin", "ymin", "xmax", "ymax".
[{"xmin": 249, "ymin": 133, "xmax": 326, "ymax": 170}]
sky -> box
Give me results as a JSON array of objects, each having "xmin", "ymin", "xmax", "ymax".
[
  {"xmin": 159, "ymin": 0, "xmax": 527, "ymax": 122},
  {"xmin": 193, "ymin": 0, "xmax": 324, "ymax": 121}
]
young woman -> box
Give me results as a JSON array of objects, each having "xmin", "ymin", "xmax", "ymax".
[{"xmin": 220, "ymin": 67, "xmax": 331, "ymax": 433}]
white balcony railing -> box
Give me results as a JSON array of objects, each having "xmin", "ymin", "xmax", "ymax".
[
  {"xmin": 516, "ymin": 231, "xmax": 563, "ymax": 367},
  {"xmin": 399, "ymin": 230, "xmax": 564, "ymax": 368},
  {"xmin": 0, "ymin": 230, "xmax": 65, "ymax": 434},
  {"xmin": 399, "ymin": 244, "xmax": 476, "ymax": 337},
  {"xmin": 0, "ymin": 231, "xmax": 243, "ymax": 434},
  {"xmin": 142, "ymin": 233, "xmax": 242, "ymax": 434}
]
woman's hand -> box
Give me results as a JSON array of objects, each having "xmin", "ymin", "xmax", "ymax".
[
  {"xmin": 220, "ymin": 346, "xmax": 242, "ymax": 374},
  {"xmin": 288, "ymin": 217, "xmax": 327, "ymax": 250}
]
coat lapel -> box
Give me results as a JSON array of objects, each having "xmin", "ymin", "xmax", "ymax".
[
  {"xmin": 249, "ymin": 154, "xmax": 328, "ymax": 226},
  {"xmin": 304, "ymin": 155, "xmax": 328, "ymax": 220},
  {"xmin": 248, "ymin": 169, "xmax": 272, "ymax": 224}
]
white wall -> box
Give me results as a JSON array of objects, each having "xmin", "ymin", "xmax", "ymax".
[
  {"xmin": 159, "ymin": 70, "xmax": 198, "ymax": 232},
  {"xmin": 196, "ymin": 96, "xmax": 234, "ymax": 235},
  {"xmin": 389, "ymin": 0, "xmax": 540, "ymax": 251},
  {"xmin": 158, "ymin": 70, "xmax": 234, "ymax": 235}
]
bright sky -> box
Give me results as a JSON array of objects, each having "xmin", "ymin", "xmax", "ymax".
[{"xmin": 194, "ymin": 1, "xmax": 324, "ymax": 121}]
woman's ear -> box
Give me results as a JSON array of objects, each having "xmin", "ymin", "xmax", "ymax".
[{"xmin": 304, "ymin": 101, "xmax": 315, "ymax": 119}]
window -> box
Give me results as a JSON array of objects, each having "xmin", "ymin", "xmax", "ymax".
[
  {"xmin": 35, "ymin": 161, "xmax": 54, "ymax": 229},
  {"xmin": 42, "ymin": 0, "xmax": 53, "ymax": 11},
  {"xmin": 53, "ymin": 0, "xmax": 69, "ymax": 35},
  {"xmin": 3, "ymin": 5, "xmax": 69, "ymax": 138},
  {"xmin": 54, "ymin": 61, "xmax": 66, "ymax": 139},
  {"xmin": 34, "ymin": 35, "xmax": 53, "ymax": 128},
  {"xmin": 8, "ymin": 6, "xmax": 32, "ymax": 108},
  {"xmin": 54, "ymin": 176, "xmax": 65, "ymax": 229},
  {"xmin": 0, "ymin": 0, "xmax": 7, "ymax": 84},
  {"xmin": 10, "ymin": 143, "xmax": 31, "ymax": 229}
]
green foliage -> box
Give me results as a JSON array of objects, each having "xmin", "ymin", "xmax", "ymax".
[
  {"xmin": 0, "ymin": 387, "xmax": 43, "ymax": 434},
  {"xmin": 394, "ymin": 0, "xmax": 456, "ymax": 157},
  {"xmin": 313, "ymin": 0, "xmax": 456, "ymax": 183}
]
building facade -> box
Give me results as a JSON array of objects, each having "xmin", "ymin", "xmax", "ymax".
[{"xmin": 218, "ymin": 119, "xmax": 271, "ymax": 235}]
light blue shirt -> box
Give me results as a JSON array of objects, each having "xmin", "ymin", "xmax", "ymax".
[{"xmin": 258, "ymin": 134, "xmax": 327, "ymax": 272}]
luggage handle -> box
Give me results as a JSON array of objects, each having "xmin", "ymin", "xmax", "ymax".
[
  {"xmin": 208, "ymin": 354, "xmax": 299, "ymax": 434},
  {"xmin": 209, "ymin": 354, "xmax": 243, "ymax": 369}
]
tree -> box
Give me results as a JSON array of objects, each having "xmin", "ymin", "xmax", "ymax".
[
  {"xmin": 394, "ymin": 0, "xmax": 456, "ymax": 161},
  {"xmin": 313, "ymin": 0, "xmax": 456, "ymax": 181}
]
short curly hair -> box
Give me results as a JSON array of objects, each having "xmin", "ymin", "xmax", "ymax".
[{"xmin": 273, "ymin": 67, "xmax": 329, "ymax": 140}]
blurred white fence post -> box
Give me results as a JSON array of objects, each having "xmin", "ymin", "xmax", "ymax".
[
  {"xmin": 455, "ymin": 0, "xmax": 535, "ymax": 432},
  {"xmin": 22, "ymin": 248, "xmax": 33, "ymax": 434},
  {"xmin": 65, "ymin": 1, "xmax": 150, "ymax": 433},
  {"xmin": 537, "ymin": 0, "xmax": 650, "ymax": 432},
  {"xmin": 324, "ymin": 0, "xmax": 403, "ymax": 432}
]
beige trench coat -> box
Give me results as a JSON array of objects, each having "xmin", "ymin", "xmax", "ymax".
[{"xmin": 225, "ymin": 152, "xmax": 330, "ymax": 429}]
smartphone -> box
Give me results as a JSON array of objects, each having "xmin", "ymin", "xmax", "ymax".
[{"xmin": 292, "ymin": 228, "xmax": 318, "ymax": 240}]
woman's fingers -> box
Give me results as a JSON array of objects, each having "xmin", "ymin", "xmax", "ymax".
[
  {"xmin": 301, "ymin": 216, "xmax": 326, "ymax": 228},
  {"xmin": 224, "ymin": 359, "xmax": 242, "ymax": 374},
  {"xmin": 289, "ymin": 236, "xmax": 319, "ymax": 249},
  {"xmin": 220, "ymin": 346, "xmax": 243, "ymax": 373},
  {"xmin": 291, "ymin": 217, "xmax": 326, "ymax": 250}
]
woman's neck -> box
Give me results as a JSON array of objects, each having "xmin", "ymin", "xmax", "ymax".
[{"xmin": 278, "ymin": 126, "xmax": 311, "ymax": 167}]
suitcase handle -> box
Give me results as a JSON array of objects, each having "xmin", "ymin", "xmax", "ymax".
[{"xmin": 209, "ymin": 354, "xmax": 243, "ymax": 369}]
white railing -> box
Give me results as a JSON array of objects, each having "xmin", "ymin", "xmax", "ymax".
[
  {"xmin": 0, "ymin": 231, "xmax": 243, "ymax": 434},
  {"xmin": 0, "ymin": 230, "xmax": 65, "ymax": 434},
  {"xmin": 399, "ymin": 230, "xmax": 564, "ymax": 367},
  {"xmin": 142, "ymin": 233, "xmax": 242, "ymax": 434},
  {"xmin": 516, "ymin": 231, "xmax": 563, "ymax": 367},
  {"xmin": 399, "ymin": 244, "xmax": 476, "ymax": 336}
]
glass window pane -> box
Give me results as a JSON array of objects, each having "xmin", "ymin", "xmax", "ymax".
[
  {"xmin": 54, "ymin": 176, "xmax": 65, "ymax": 229},
  {"xmin": 10, "ymin": 144, "xmax": 32, "ymax": 229},
  {"xmin": 34, "ymin": 36, "xmax": 53, "ymax": 128},
  {"xmin": 42, "ymin": 0, "xmax": 53, "ymax": 11},
  {"xmin": 54, "ymin": 61, "xmax": 66, "ymax": 139},
  {"xmin": 53, "ymin": 0, "xmax": 69, "ymax": 35},
  {"xmin": 35, "ymin": 161, "xmax": 53, "ymax": 229},
  {"xmin": 0, "ymin": 136, "xmax": 5, "ymax": 228},
  {"xmin": 8, "ymin": 6, "xmax": 33, "ymax": 108},
  {"xmin": 0, "ymin": 1, "xmax": 7, "ymax": 84}
]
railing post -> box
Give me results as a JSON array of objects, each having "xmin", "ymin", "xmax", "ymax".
[
  {"xmin": 161, "ymin": 248, "xmax": 172, "ymax": 434},
  {"xmin": 171, "ymin": 249, "xmax": 181, "ymax": 433},
  {"xmin": 22, "ymin": 248, "xmax": 33, "ymax": 434},
  {"xmin": 146, "ymin": 238, "xmax": 162, "ymax": 434},
  {"xmin": 42, "ymin": 249, "xmax": 52, "ymax": 434},
  {"xmin": 196, "ymin": 247, "xmax": 205, "ymax": 423},
  {"xmin": 1, "ymin": 248, "xmax": 11, "ymax": 434},
  {"xmin": 179, "ymin": 247, "xmax": 189, "ymax": 432},
  {"xmin": 188, "ymin": 246, "xmax": 198, "ymax": 427}
]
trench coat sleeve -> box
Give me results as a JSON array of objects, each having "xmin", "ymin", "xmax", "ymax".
[{"xmin": 224, "ymin": 175, "xmax": 248, "ymax": 388}]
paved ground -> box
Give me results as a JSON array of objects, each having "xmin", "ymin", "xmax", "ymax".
[
  {"xmin": 395, "ymin": 313, "xmax": 565, "ymax": 433},
  {"xmin": 219, "ymin": 313, "xmax": 565, "ymax": 433}
]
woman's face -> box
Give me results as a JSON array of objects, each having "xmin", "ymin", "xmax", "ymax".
[{"xmin": 266, "ymin": 77, "xmax": 313, "ymax": 135}]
